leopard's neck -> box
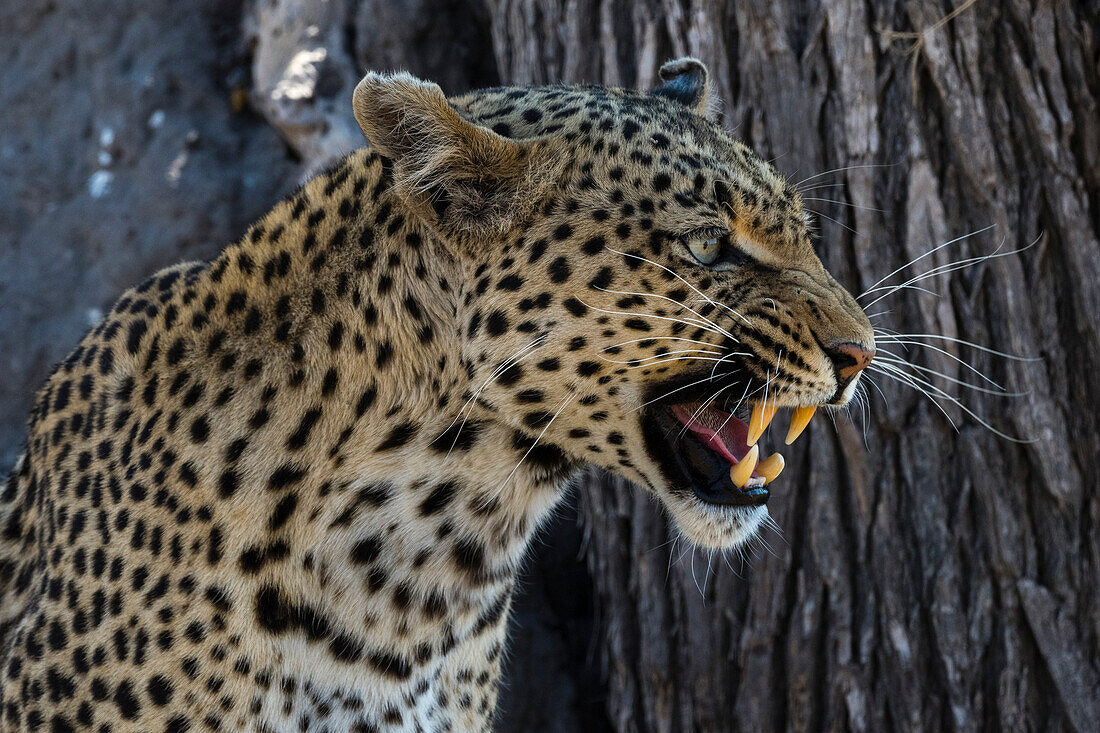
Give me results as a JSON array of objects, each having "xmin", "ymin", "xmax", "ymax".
[{"xmin": 203, "ymin": 149, "xmax": 578, "ymax": 698}]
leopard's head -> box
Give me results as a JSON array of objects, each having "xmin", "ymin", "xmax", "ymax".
[{"xmin": 353, "ymin": 59, "xmax": 874, "ymax": 549}]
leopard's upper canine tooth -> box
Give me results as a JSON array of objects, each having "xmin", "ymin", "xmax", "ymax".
[
  {"xmin": 729, "ymin": 444, "xmax": 759, "ymax": 488},
  {"xmin": 784, "ymin": 405, "xmax": 817, "ymax": 445},
  {"xmin": 757, "ymin": 452, "xmax": 785, "ymax": 484},
  {"xmin": 747, "ymin": 403, "xmax": 778, "ymax": 445}
]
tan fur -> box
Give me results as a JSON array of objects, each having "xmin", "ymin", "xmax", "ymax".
[
  {"xmin": 353, "ymin": 72, "xmax": 564, "ymax": 237},
  {"xmin": 0, "ymin": 60, "xmax": 872, "ymax": 731}
]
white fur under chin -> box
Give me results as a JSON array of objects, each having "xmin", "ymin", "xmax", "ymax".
[{"xmin": 665, "ymin": 495, "xmax": 769, "ymax": 550}]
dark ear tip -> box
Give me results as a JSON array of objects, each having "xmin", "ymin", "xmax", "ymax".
[
  {"xmin": 651, "ymin": 57, "xmax": 710, "ymax": 112},
  {"xmin": 658, "ymin": 57, "xmax": 708, "ymax": 84}
]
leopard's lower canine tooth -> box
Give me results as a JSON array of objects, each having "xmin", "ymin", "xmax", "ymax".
[
  {"xmin": 757, "ymin": 452, "xmax": 785, "ymax": 484},
  {"xmin": 785, "ymin": 405, "xmax": 817, "ymax": 445},
  {"xmin": 747, "ymin": 403, "xmax": 778, "ymax": 445},
  {"xmin": 729, "ymin": 444, "xmax": 759, "ymax": 488}
]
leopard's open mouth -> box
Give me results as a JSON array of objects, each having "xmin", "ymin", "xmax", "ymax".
[{"xmin": 642, "ymin": 391, "xmax": 817, "ymax": 508}]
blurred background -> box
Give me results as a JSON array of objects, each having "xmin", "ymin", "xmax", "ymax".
[{"xmin": 1, "ymin": 1, "xmax": 1097, "ymax": 730}]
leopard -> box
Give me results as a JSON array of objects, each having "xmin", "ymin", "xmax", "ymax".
[{"xmin": 0, "ymin": 58, "xmax": 874, "ymax": 731}]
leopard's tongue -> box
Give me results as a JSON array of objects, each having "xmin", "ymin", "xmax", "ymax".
[
  {"xmin": 669, "ymin": 403, "xmax": 752, "ymax": 464},
  {"xmin": 670, "ymin": 402, "xmax": 791, "ymax": 488}
]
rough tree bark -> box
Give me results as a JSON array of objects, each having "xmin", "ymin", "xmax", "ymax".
[
  {"xmin": 3, "ymin": 1, "xmax": 1098, "ymax": 731},
  {"xmin": 482, "ymin": 1, "xmax": 1100, "ymax": 730}
]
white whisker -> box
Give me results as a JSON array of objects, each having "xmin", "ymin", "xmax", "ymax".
[
  {"xmin": 714, "ymin": 381, "xmax": 753, "ymax": 435},
  {"xmin": 876, "ymin": 343, "xmax": 1004, "ymax": 390},
  {"xmin": 604, "ymin": 335, "xmax": 719, "ymax": 351},
  {"xmin": 633, "ymin": 371, "xmax": 738, "ymax": 412},
  {"xmin": 877, "ymin": 355, "xmax": 1023, "ymax": 397},
  {"xmin": 605, "ymin": 246, "xmax": 751, "ymax": 328},
  {"xmin": 859, "ymin": 224, "xmax": 996, "ymax": 297},
  {"xmin": 873, "ymin": 333, "xmax": 1041, "ymax": 362},
  {"xmin": 802, "ymin": 196, "xmax": 886, "ymax": 214},
  {"xmin": 871, "ymin": 362, "xmax": 1035, "ymax": 443},
  {"xmin": 870, "ymin": 363, "xmax": 959, "ymax": 430},
  {"xmin": 796, "ymin": 182, "xmax": 847, "ymax": 194},
  {"xmin": 577, "ymin": 299, "xmax": 732, "ymax": 341},
  {"xmin": 875, "ymin": 350, "xmax": 1014, "ymax": 394},
  {"xmin": 809, "ymin": 209, "xmax": 857, "ymax": 234},
  {"xmin": 710, "ymin": 351, "xmax": 746, "ymax": 380},
  {"xmin": 599, "ymin": 348, "xmax": 725, "ymax": 364},
  {"xmin": 863, "ymin": 372, "xmax": 890, "ymax": 407},
  {"xmin": 793, "ymin": 162, "xmax": 896, "ymax": 190},
  {"xmin": 434, "ymin": 334, "xmax": 546, "ymax": 459},
  {"xmin": 491, "ymin": 393, "xmax": 576, "ymax": 497},
  {"xmin": 594, "ymin": 283, "xmax": 744, "ymax": 337},
  {"xmin": 676, "ymin": 380, "xmax": 737, "ymax": 441},
  {"xmin": 861, "ymin": 234, "xmax": 1038, "ymax": 308},
  {"xmin": 610, "ymin": 355, "xmax": 741, "ymax": 371}
]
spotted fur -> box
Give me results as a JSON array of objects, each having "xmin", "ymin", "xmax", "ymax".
[{"xmin": 0, "ymin": 59, "xmax": 872, "ymax": 731}]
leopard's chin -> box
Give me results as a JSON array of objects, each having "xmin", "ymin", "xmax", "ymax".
[{"xmin": 662, "ymin": 492, "xmax": 770, "ymax": 550}]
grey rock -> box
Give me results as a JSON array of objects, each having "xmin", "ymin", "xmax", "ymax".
[{"xmin": 0, "ymin": 0, "xmax": 298, "ymax": 468}]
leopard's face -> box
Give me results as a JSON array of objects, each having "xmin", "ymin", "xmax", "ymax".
[
  {"xmin": 357, "ymin": 60, "xmax": 875, "ymax": 550},
  {"xmin": 456, "ymin": 84, "xmax": 873, "ymax": 548}
]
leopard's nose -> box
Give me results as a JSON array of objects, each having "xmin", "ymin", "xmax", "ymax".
[{"xmin": 826, "ymin": 341, "xmax": 875, "ymax": 380}]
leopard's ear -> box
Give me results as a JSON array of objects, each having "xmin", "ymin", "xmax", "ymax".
[
  {"xmin": 649, "ymin": 58, "xmax": 713, "ymax": 117},
  {"xmin": 353, "ymin": 71, "xmax": 560, "ymax": 237}
]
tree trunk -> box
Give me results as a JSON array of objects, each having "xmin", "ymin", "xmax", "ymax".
[
  {"xmin": 2, "ymin": 1, "xmax": 1097, "ymax": 731},
  {"xmin": 485, "ymin": 1, "xmax": 1100, "ymax": 730}
]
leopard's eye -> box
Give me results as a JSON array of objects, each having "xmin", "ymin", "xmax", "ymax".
[{"xmin": 685, "ymin": 236, "xmax": 721, "ymax": 266}]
